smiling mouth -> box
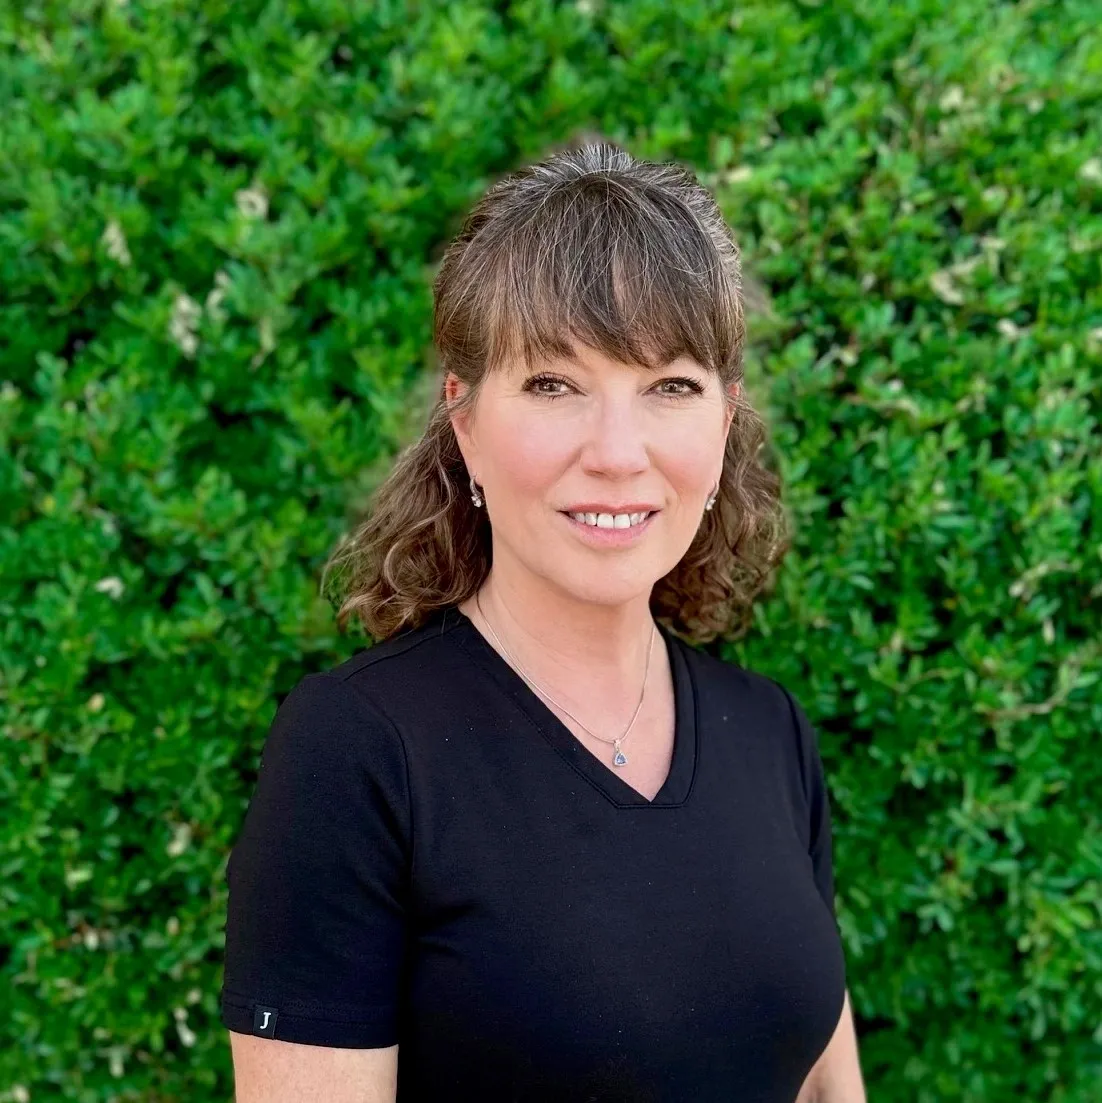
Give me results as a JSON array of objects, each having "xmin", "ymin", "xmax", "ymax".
[{"xmin": 560, "ymin": 509, "xmax": 658, "ymax": 530}]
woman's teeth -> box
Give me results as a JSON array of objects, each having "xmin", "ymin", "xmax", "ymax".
[{"xmin": 567, "ymin": 511, "xmax": 651, "ymax": 529}]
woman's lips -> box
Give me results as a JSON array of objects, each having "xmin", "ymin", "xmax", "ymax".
[{"xmin": 559, "ymin": 509, "xmax": 658, "ymax": 546}]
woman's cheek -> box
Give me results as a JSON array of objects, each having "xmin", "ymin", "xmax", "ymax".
[
  {"xmin": 659, "ymin": 424, "xmax": 720, "ymax": 489},
  {"xmin": 499, "ymin": 415, "xmax": 575, "ymax": 485}
]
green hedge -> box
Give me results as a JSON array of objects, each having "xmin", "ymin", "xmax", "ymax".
[{"xmin": 2, "ymin": 1, "xmax": 1099, "ymax": 1100}]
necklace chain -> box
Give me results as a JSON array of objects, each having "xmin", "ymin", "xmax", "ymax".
[{"xmin": 474, "ymin": 590, "xmax": 655, "ymax": 768}]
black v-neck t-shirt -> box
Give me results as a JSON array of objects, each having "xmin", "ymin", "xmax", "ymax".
[{"xmin": 220, "ymin": 605, "xmax": 847, "ymax": 1102}]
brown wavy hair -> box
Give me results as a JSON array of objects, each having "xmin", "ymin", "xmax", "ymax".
[{"xmin": 321, "ymin": 139, "xmax": 791, "ymax": 645}]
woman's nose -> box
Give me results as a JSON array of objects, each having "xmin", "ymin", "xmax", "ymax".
[{"xmin": 578, "ymin": 400, "xmax": 650, "ymax": 476}]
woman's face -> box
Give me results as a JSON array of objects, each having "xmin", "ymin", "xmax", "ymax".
[{"xmin": 446, "ymin": 343, "xmax": 737, "ymax": 608}]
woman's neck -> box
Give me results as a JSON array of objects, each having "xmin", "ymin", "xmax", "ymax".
[{"xmin": 460, "ymin": 572, "xmax": 658, "ymax": 701}]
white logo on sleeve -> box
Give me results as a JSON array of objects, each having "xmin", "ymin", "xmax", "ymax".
[{"xmin": 252, "ymin": 1004, "xmax": 279, "ymax": 1036}]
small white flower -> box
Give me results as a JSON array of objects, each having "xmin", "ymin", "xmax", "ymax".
[
  {"xmin": 94, "ymin": 576, "xmax": 125, "ymax": 599},
  {"xmin": 235, "ymin": 184, "xmax": 269, "ymax": 220},
  {"xmin": 251, "ymin": 315, "xmax": 276, "ymax": 369},
  {"xmin": 65, "ymin": 865, "xmax": 93, "ymax": 889},
  {"xmin": 722, "ymin": 166, "xmax": 753, "ymax": 185},
  {"xmin": 939, "ymin": 85, "xmax": 965, "ymax": 111},
  {"xmin": 205, "ymin": 269, "xmax": 232, "ymax": 323},
  {"xmin": 930, "ymin": 270, "xmax": 964, "ymax": 305},
  {"xmin": 1077, "ymin": 157, "xmax": 1102, "ymax": 185},
  {"xmin": 166, "ymin": 822, "xmax": 192, "ymax": 858},
  {"xmin": 949, "ymin": 254, "xmax": 985, "ymax": 278},
  {"xmin": 101, "ymin": 218, "xmax": 131, "ymax": 266},
  {"xmin": 169, "ymin": 293, "xmax": 202, "ymax": 358}
]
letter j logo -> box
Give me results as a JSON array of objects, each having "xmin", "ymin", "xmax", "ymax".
[{"xmin": 252, "ymin": 1005, "xmax": 279, "ymax": 1036}]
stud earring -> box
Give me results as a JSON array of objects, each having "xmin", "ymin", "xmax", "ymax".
[
  {"xmin": 470, "ymin": 475, "xmax": 483, "ymax": 508},
  {"xmin": 705, "ymin": 482, "xmax": 719, "ymax": 511}
]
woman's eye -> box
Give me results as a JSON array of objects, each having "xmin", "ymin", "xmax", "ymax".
[
  {"xmin": 524, "ymin": 374, "xmax": 572, "ymax": 398},
  {"xmin": 522, "ymin": 374, "xmax": 704, "ymax": 400},
  {"xmin": 655, "ymin": 377, "xmax": 705, "ymax": 398}
]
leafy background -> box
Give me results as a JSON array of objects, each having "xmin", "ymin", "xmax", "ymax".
[{"xmin": 2, "ymin": 1, "xmax": 1100, "ymax": 1100}]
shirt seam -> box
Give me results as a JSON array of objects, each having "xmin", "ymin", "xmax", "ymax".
[
  {"xmin": 764, "ymin": 674, "xmax": 825, "ymax": 864},
  {"xmin": 334, "ymin": 609, "xmax": 464, "ymax": 677},
  {"xmin": 315, "ymin": 671, "xmax": 419, "ymax": 895},
  {"xmin": 221, "ymin": 988, "xmax": 393, "ymax": 1025},
  {"xmin": 764, "ymin": 675, "xmax": 812, "ymax": 811},
  {"xmin": 681, "ymin": 635, "xmax": 701, "ymax": 805}
]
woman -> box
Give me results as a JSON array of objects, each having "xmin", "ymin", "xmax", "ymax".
[{"xmin": 220, "ymin": 141, "xmax": 865, "ymax": 1102}]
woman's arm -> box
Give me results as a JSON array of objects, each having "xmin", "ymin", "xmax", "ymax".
[
  {"xmin": 796, "ymin": 989, "xmax": 867, "ymax": 1103},
  {"xmin": 229, "ymin": 1034, "xmax": 398, "ymax": 1103}
]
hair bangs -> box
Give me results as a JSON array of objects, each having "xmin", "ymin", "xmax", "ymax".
[{"xmin": 481, "ymin": 178, "xmax": 733, "ymax": 379}]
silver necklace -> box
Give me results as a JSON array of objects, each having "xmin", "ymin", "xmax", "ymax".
[{"xmin": 474, "ymin": 590, "xmax": 655, "ymax": 768}]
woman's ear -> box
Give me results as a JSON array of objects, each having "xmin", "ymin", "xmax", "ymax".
[
  {"xmin": 444, "ymin": 370, "xmax": 465, "ymax": 408},
  {"xmin": 445, "ymin": 371, "xmax": 474, "ymax": 458},
  {"xmin": 723, "ymin": 380, "xmax": 740, "ymax": 433}
]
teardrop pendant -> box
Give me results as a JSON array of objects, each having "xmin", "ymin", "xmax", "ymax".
[{"xmin": 613, "ymin": 741, "xmax": 628, "ymax": 767}]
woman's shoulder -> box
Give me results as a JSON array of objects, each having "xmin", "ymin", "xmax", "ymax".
[
  {"xmin": 674, "ymin": 632, "xmax": 794, "ymax": 711},
  {"xmin": 309, "ymin": 605, "xmax": 474, "ymax": 722},
  {"xmin": 327, "ymin": 604, "xmax": 461, "ymax": 671},
  {"xmin": 677, "ymin": 641, "xmax": 822, "ymax": 801}
]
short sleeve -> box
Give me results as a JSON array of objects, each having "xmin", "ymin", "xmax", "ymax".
[
  {"xmin": 777, "ymin": 683, "xmax": 837, "ymax": 926},
  {"xmin": 219, "ymin": 671, "xmax": 412, "ymax": 1047}
]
